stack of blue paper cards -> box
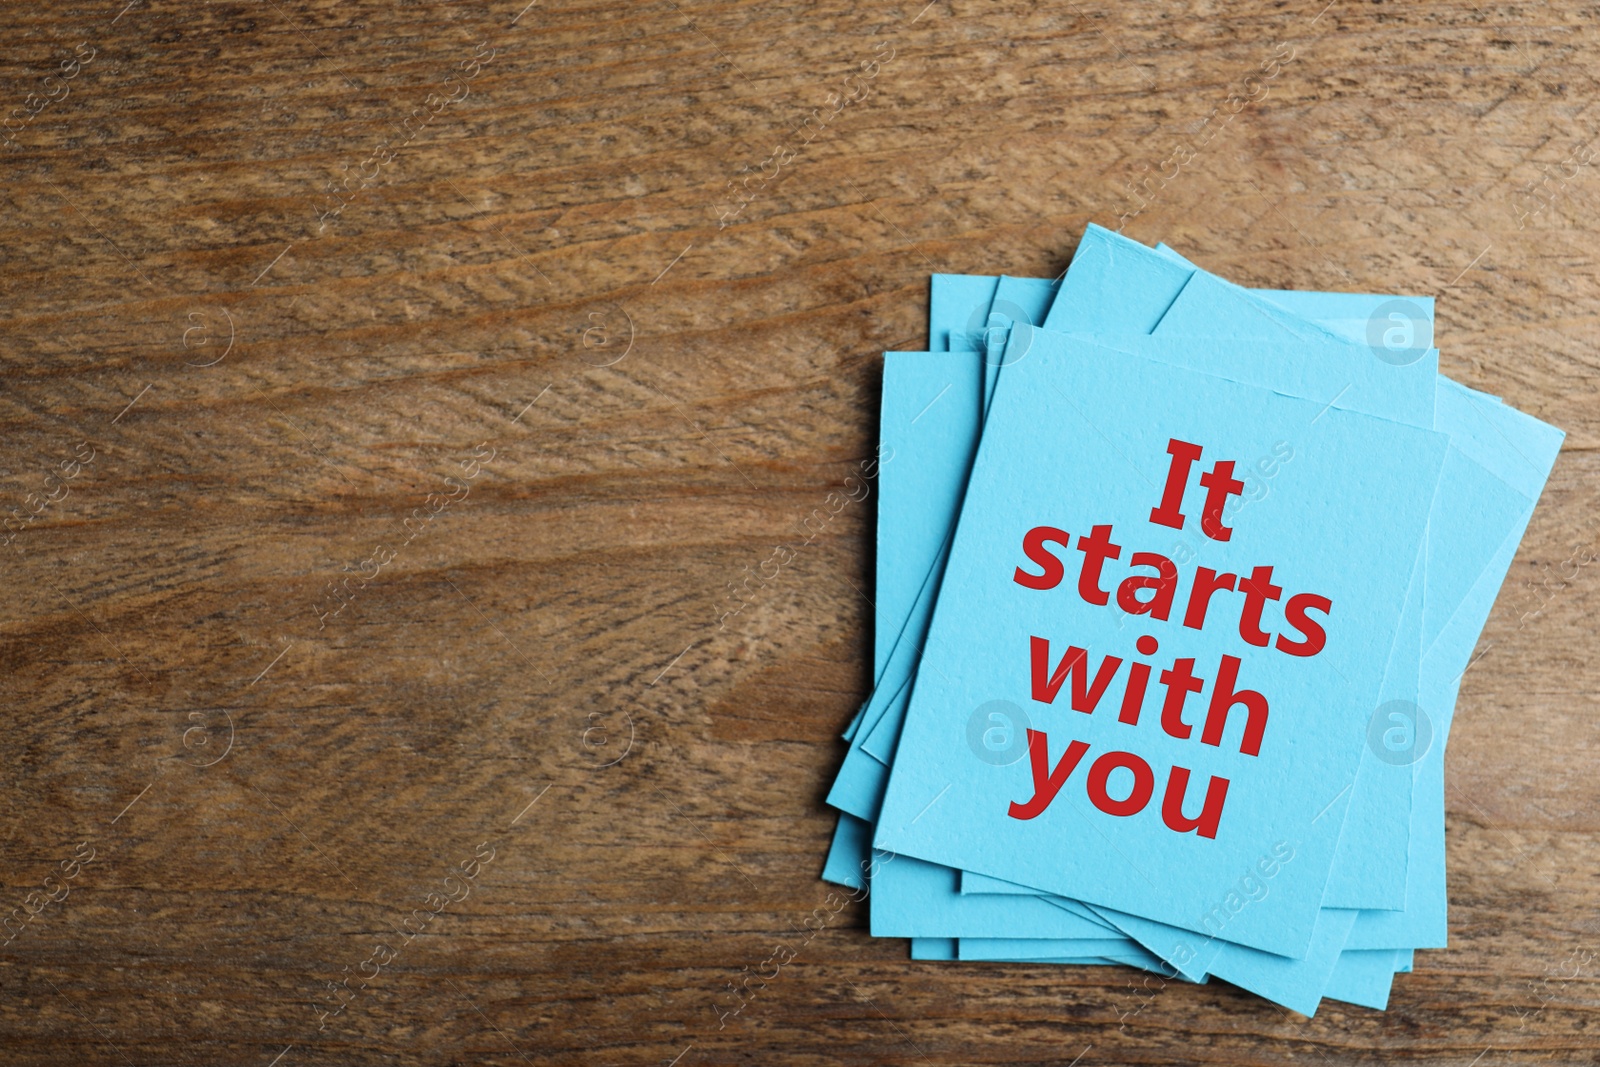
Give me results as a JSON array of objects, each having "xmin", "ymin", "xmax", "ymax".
[{"xmin": 820, "ymin": 224, "xmax": 1563, "ymax": 1015}]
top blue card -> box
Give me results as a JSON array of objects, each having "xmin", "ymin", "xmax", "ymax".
[{"xmin": 874, "ymin": 324, "xmax": 1448, "ymax": 958}]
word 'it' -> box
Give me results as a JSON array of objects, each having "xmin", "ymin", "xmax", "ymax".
[{"xmin": 1151, "ymin": 437, "xmax": 1242, "ymax": 541}]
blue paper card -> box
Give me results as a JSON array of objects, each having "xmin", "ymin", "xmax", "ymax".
[{"xmin": 875, "ymin": 327, "xmax": 1447, "ymax": 956}]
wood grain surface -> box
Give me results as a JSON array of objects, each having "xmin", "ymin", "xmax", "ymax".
[{"xmin": 1, "ymin": 0, "xmax": 1597, "ymax": 1063}]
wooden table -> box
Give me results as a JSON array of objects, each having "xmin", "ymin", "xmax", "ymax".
[{"xmin": 2, "ymin": 1, "xmax": 1596, "ymax": 1063}]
